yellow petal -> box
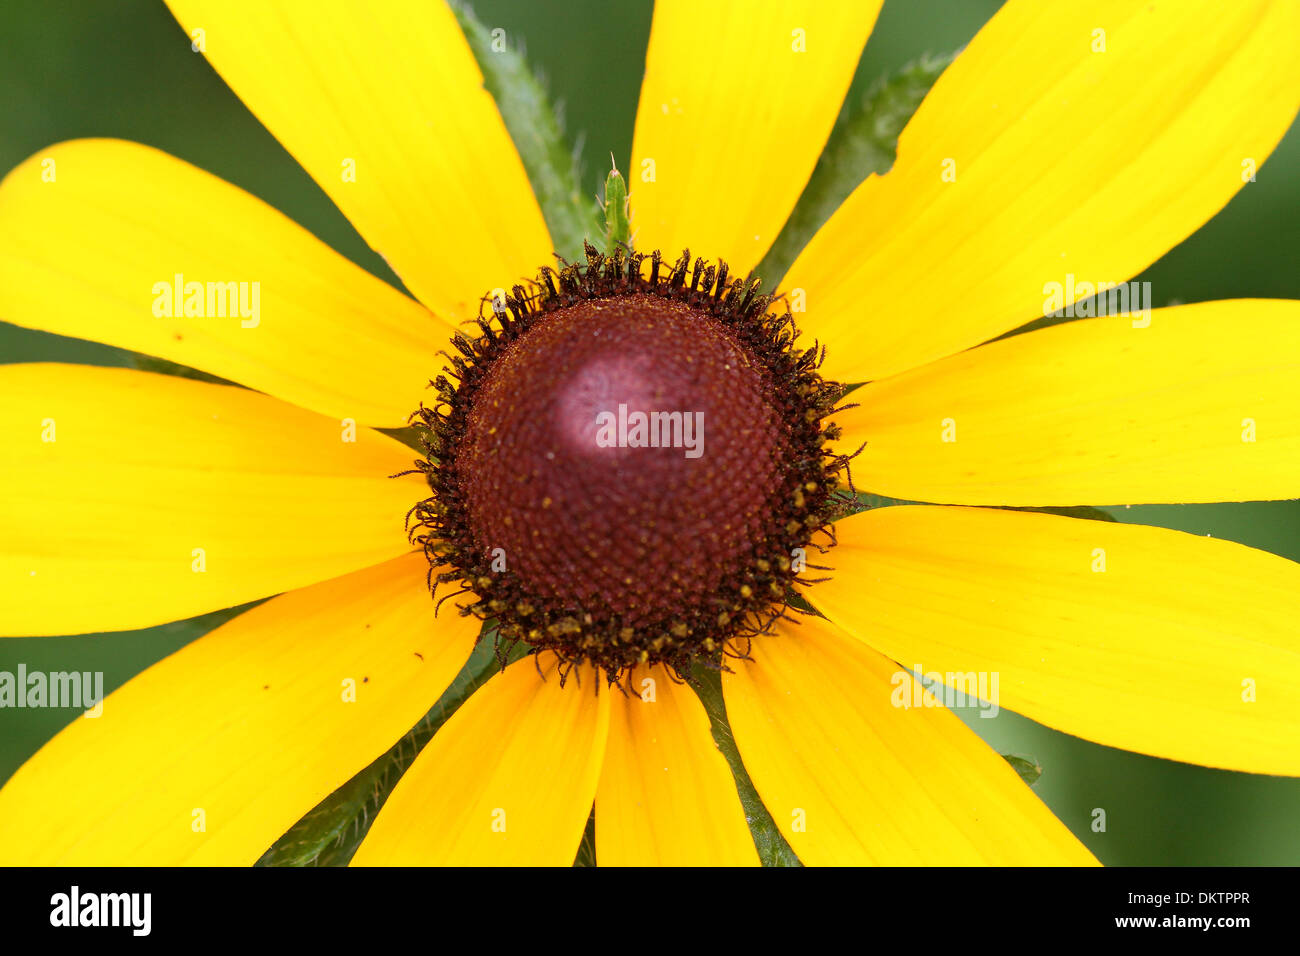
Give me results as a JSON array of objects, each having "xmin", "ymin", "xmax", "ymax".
[
  {"xmin": 723, "ymin": 616, "xmax": 1095, "ymax": 865},
  {"xmin": 0, "ymin": 364, "xmax": 422, "ymax": 636},
  {"xmin": 836, "ymin": 300, "xmax": 1300, "ymax": 506},
  {"xmin": 629, "ymin": 0, "xmax": 880, "ymax": 276},
  {"xmin": 351, "ymin": 655, "xmax": 608, "ymax": 866},
  {"xmin": 0, "ymin": 139, "xmax": 442, "ymax": 426},
  {"xmin": 0, "ymin": 553, "xmax": 478, "ymax": 865},
  {"xmin": 164, "ymin": 0, "xmax": 553, "ymax": 322},
  {"xmin": 785, "ymin": 0, "xmax": 1300, "ymax": 382},
  {"xmin": 595, "ymin": 666, "xmax": 758, "ymax": 866},
  {"xmin": 816, "ymin": 506, "xmax": 1300, "ymax": 776}
]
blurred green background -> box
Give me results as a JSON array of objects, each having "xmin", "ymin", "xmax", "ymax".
[{"xmin": 1, "ymin": 0, "xmax": 1297, "ymax": 865}]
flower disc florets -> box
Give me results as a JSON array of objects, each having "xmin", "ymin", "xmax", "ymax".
[{"xmin": 408, "ymin": 243, "xmax": 855, "ymax": 681}]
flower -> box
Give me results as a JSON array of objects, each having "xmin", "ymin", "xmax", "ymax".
[{"xmin": 1, "ymin": 0, "xmax": 1298, "ymax": 867}]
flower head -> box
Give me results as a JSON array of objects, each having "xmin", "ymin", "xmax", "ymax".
[{"xmin": 1, "ymin": 0, "xmax": 1298, "ymax": 867}]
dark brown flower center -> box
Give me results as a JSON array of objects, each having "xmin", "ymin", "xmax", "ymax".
[
  {"xmin": 408, "ymin": 245, "xmax": 851, "ymax": 680},
  {"xmin": 457, "ymin": 291, "xmax": 788, "ymax": 623}
]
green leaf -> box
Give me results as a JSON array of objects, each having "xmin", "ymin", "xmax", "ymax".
[
  {"xmin": 131, "ymin": 353, "xmax": 236, "ymax": 386},
  {"xmin": 572, "ymin": 809, "xmax": 596, "ymax": 867},
  {"xmin": 756, "ymin": 52, "xmax": 955, "ymax": 286},
  {"xmin": 1001, "ymin": 505, "xmax": 1118, "ymax": 523},
  {"xmin": 1003, "ymin": 754, "xmax": 1043, "ymax": 787},
  {"xmin": 257, "ymin": 629, "xmax": 521, "ymax": 866},
  {"xmin": 853, "ymin": 492, "xmax": 918, "ymax": 511},
  {"xmin": 376, "ymin": 424, "xmax": 428, "ymax": 454},
  {"xmin": 690, "ymin": 664, "xmax": 802, "ymax": 867},
  {"xmin": 452, "ymin": 1, "xmax": 596, "ymax": 262},
  {"xmin": 601, "ymin": 158, "xmax": 632, "ymax": 252}
]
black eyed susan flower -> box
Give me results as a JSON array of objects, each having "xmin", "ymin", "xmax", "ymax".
[{"xmin": 1, "ymin": 0, "xmax": 1298, "ymax": 866}]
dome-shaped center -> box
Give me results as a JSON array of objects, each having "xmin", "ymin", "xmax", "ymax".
[{"xmin": 451, "ymin": 291, "xmax": 790, "ymax": 627}]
